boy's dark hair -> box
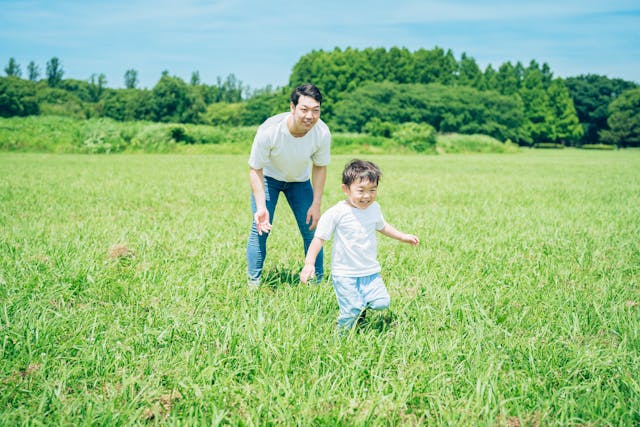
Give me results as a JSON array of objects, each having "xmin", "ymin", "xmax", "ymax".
[
  {"xmin": 291, "ymin": 83, "xmax": 323, "ymax": 106},
  {"xmin": 342, "ymin": 159, "xmax": 382, "ymax": 186}
]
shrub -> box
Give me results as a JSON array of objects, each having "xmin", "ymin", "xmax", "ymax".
[
  {"xmin": 437, "ymin": 133, "xmax": 519, "ymax": 154},
  {"xmin": 393, "ymin": 122, "xmax": 437, "ymax": 153},
  {"xmin": 77, "ymin": 119, "xmax": 132, "ymax": 154},
  {"xmin": 533, "ymin": 143, "xmax": 565, "ymax": 149},
  {"xmin": 363, "ymin": 118, "xmax": 395, "ymax": 138},
  {"xmin": 579, "ymin": 144, "xmax": 617, "ymax": 150},
  {"xmin": 129, "ymin": 124, "xmax": 176, "ymax": 152}
]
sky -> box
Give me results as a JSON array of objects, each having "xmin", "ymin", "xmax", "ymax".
[{"xmin": 1, "ymin": 0, "xmax": 639, "ymax": 91}]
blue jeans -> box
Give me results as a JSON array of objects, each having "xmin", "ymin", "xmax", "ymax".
[
  {"xmin": 332, "ymin": 273, "xmax": 390, "ymax": 331},
  {"xmin": 247, "ymin": 176, "xmax": 324, "ymax": 281}
]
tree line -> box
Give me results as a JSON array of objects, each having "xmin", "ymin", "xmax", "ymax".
[
  {"xmin": 2, "ymin": 48, "xmax": 639, "ymax": 147},
  {"xmin": 288, "ymin": 47, "xmax": 638, "ymax": 147}
]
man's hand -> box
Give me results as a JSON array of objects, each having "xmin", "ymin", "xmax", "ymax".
[
  {"xmin": 254, "ymin": 208, "xmax": 272, "ymax": 235},
  {"xmin": 306, "ymin": 203, "xmax": 321, "ymax": 230}
]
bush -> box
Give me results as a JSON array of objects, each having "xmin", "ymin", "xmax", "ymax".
[
  {"xmin": 80, "ymin": 119, "xmax": 128, "ymax": 153},
  {"xmin": 393, "ymin": 122, "xmax": 437, "ymax": 153},
  {"xmin": 331, "ymin": 133, "xmax": 396, "ymax": 154},
  {"xmin": 533, "ymin": 143, "xmax": 565, "ymax": 149},
  {"xmin": 123, "ymin": 124, "xmax": 172, "ymax": 152},
  {"xmin": 437, "ymin": 133, "xmax": 519, "ymax": 154},
  {"xmin": 363, "ymin": 118, "xmax": 395, "ymax": 138},
  {"xmin": 579, "ymin": 144, "xmax": 617, "ymax": 150}
]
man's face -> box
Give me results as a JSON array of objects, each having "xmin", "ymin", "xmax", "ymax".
[{"xmin": 290, "ymin": 95, "xmax": 321, "ymax": 133}]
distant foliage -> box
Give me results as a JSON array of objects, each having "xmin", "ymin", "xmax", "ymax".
[
  {"xmin": 0, "ymin": 77, "xmax": 39, "ymax": 117},
  {"xmin": 332, "ymin": 82, "xmax": 524, "ymax": 143},
  {"xmin": 291, "ymin": 48, "xmax": 591, "ymax": 146},
  {"xmin": 565, "ymin": 74, "xmax": 638, "ymax": 145},
  {"xmin": 393, "ymin": 122, "xmax": 437, "ymax": 153},
  {"xmin": 600, "ymin": 87, "xmax": 640, "ymax": 147},
  {"xmin": 437, "ymin": 133, "xmax": 520, "ymax": 154},
  {"xmin": 1, "ymin": 49, "xmax": 638, "ymax": 147},
  {"xmin": 4, "ymin": 57, "xmax": 21, "ymax": 78},
  {"xmin": 45, "ymin": 57, "xmax": 64, "ymax": 87},
  {"xmin": 0, "ymin": 116, "xmax": 255, "ymax": 153}
]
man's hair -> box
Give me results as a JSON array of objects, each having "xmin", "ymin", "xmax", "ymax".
[
  {"xmin": 342, "ymin": 159, "xmax": 382, "ymax": 186},
  {"xmin": 290, "ymin": 83, "xmax": 323, "ymax": 106}
]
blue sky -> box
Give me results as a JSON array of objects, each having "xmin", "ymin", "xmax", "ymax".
[{"xmin": 1, "ymin": 0, "xmax": 638, "ymax": 90}]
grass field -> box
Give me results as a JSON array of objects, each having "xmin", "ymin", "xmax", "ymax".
[{"xmin": 1, "ymin": 150, "xmax": 639, "ymax": 425}]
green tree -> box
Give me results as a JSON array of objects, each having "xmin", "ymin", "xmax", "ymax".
[
  {"xmin": 240, "ymin": 89, "xmax": 288, "ymax": 126},
  {"xmin": 483, "ymin": 64, "xmax": 498, "ymax": 91},
  {"xmin": 519, "ymin": 63, "xmax": 554, "ymax": 144},
  {"xmin": 4, "ymin": 58, "xmax": 22, "ymax": 77},
  {"xmin": 332, "ymin": 81, "xmax": 524, "ymax": 141},
  {"xmin": 457, "ymin": 52, "xmax": 483, "ymax": 88},
  {"xmin": 151, "ymin": 74, "xmax": 204, "ymax": 123},
  {"xmin": 102, "ymin": 88, "xmax": 154, "ymax": 121},
  {"xmin": 493, "ymin": 62, "xmax": 520, "ymax": 95},
  {"xmin": 0, "ymin": 77, "xmax": 39, "ymax": 116},
  {"xmin": 600, "ymin": 87, "xmax": 640, "ymax": 148},
  {"xmin": 124, "ymin": 69, "xmax": 138, "ymax": 89},
  {"xmin": 27, "ymin": 61, "xmax": 40, "ymax": 81},
  {"xmin": 88, "ymin": 73, "xmax": 107, "ymax": 102},
  {"xmin": 220, "ymin": 74, "xmax": 243, "ymax": 102},
  {"xmin": 547, "ymin": 79, "xmax": 583, "ymax": 145},
  {"xmin": 565, "ymin": 74, "xmax": 638, "ymax": 144},
  {"xmin": 190, "ymin": 71, "xmax": 201, "ymax": 86},
  {"xmin": 46, "ymin": 57, "xmax": 64, "ymax": 87}
]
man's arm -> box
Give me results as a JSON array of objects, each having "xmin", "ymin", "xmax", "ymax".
[
  {"xmin": 249, "ymin": 167, "xmax": 272, "ymax": 235},
  {"xmin": 306, "ymin": 164, "xmax": 327, "ymax": 230}
]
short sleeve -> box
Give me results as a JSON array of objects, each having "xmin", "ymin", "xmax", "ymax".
[
  {"xmin": 314, "ymin": 206, "xmax": 338, "ymax": 241},
  {"xmin": 311, "ymin": 121, "xmax": 331, "ymax": 166},
  {"xmin": 248, "ymin": 130, "xmax": 271, "ymax": 170}
]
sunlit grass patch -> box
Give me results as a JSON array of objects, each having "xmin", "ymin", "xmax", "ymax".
[{"xmin": 1, "ymin": 150, "xmax": 639, "ymax": 425}]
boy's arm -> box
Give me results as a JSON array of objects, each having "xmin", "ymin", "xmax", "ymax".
[
  {"xmin": 300, "ymin": 236, "xmax": 326, "ymax": 283},
  {"xmin": 379, "ymin": 223, "xmax": 420, "ymax": 246}
]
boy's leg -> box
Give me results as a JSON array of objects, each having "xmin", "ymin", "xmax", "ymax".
[
  {"xmin": 332, "ymin": 275, "xmax": 365, "ymax": 331},
  {"xmin": 246, "ymin": 177, "xmax": 281, "ymax": 283},
  {"xmin": 284, "ymin": 180, "xmax": 324, "ymax": 281},
  {"xmin": 361, "ymin": 273, "xmax": 390, "ymax": 311}
]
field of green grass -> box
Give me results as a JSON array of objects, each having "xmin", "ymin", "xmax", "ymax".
[{"xmin": 1, "ymin": 150, "xmax": 639, "ymax": 425}]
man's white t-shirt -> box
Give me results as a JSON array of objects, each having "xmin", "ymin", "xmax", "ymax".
[
  {"xmin": 248, "ymin": 112, "xmax": 331, "ymax": 182},
  {"xmin": 314, "ymin": 200, "xmax": 386, "ymax": 277}
]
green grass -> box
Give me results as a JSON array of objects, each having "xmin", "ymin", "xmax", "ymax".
[{"xmin": 1, "ymin": 151, "xmax": 639, "ymax": 425}]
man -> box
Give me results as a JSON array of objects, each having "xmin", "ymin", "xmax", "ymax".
[{"xmin": 246, "ymin": 83, "xmax": 331, "ymax": 289}]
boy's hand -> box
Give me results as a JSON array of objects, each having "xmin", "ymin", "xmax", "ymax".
[
  {"xmin": 403, "ymin": 234, "xmax": 420, "ymax": 246},
  {"xmin": 299, "ymin": 265, "xmax": 315, "ymax": 284}
]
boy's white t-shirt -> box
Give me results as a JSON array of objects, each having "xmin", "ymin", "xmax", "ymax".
[
  {"xmin": 248, "ymin": 112, "xmax": 331, "ymax": 182},
  {"xmin": 314, "ymin": 200, "xmax": 386, "ymax": 277}
]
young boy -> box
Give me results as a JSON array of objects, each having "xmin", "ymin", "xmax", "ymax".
[{"xmin": 299, "ymin": 159, "xmax": 419, "ymax": 332}]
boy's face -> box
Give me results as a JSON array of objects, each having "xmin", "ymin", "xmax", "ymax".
[{"xmin": 342, "ymin": 179, "xmax": 378, "ymax": 210}]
